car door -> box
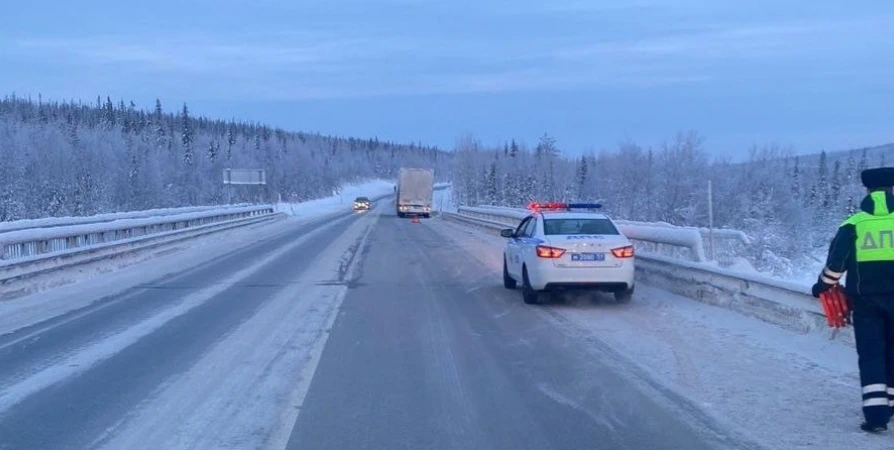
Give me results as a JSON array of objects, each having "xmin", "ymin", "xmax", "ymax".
[
  {"xmin": 508, "ymin": 217, "xmax": 532, "ymax": 277},
  {"xmin": 517, "ymin": 216, "xmax": 538, "ymax": 270}
]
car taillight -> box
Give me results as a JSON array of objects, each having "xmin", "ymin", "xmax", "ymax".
[
  {"xmin": 611, "ymin": 245, "xmax": 634, "ymax": 258},
  {"xmin": 536, "ymin": 245, "xmax": 566, "ymax": 258}
]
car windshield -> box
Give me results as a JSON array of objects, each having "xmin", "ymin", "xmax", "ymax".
[
  {"xmin": 543, "ymin": 218, "xmax": 619, "ymax": 235},
  {"xmin": 355, "ymin": 197, "xmax": 369, "ymax": 202}
]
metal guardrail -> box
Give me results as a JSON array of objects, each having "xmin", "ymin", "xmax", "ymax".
[
  {"xmin": 0, "ymin": 207, "xmax": 282, "ymax": 298},
  {"xmin": 0, "ymin": 190, "xmax": 403, "ymax": 288},
  {"xmin": 456, "ymin": 206, "xmax": 709, "ymax": 262},
  {"xmin": 462, "ymin": 206, "xmax": 751, "ymax": 265},
  {"xmin": 466, "ymin": 205, "xmax": 751, "ymax": 242},
  {"xmin": 444, "ymin": 208, "xmax": 847, "ymax": 342},
  {"xmin": 0, "ymin": 204, "xmax": 255, "ymax": 234},
  {"xmin": 1, "ymin": 206, "xmax": 275, "ymax": 263}
]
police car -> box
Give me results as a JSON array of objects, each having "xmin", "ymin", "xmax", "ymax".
[{"xmin": 500, "ymin": 202, "xmax": 635, "ymax": 304}]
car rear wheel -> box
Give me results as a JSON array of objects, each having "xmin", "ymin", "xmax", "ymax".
[
  {"xmin": 503, "ymin": 258, "xmax": 517, "ymax": 289},
  {"xmin": 614, "ymin": 286, "xmax": 634, "ymax": 303},
  {"xmin": 522, "ymin": 267, "xmax": 539, "ymax": 305}
]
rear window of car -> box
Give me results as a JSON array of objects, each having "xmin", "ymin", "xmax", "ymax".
[{"xmin": 543, "ymin": 218, "xmax": 619, "ymax": 235}]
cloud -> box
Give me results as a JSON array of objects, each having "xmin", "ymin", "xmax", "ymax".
[
  {"xmin": 12, "ymin": 33, "xmax": 409, "ymax": 74},
  {"xmin": 6, "ymin": 9, "xmax": 893, "ymax": 101},
  {"xmin": 4, "ymin": 31, "xmax": 721, "ymax": 100},
  {"xmin": 553, "ymin": 18, "xmax": 884, "ymax": 62}
]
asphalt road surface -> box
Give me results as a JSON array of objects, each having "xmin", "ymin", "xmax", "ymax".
[{"xmin": 0, "ymin": 201, "xmax": 757, "ymax": 450}]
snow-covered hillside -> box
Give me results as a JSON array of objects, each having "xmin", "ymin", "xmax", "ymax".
[{"xmin": 0, "ymin": 96, "xmax": 449, "ymax": 222}]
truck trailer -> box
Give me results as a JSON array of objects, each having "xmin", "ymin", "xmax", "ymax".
[{"xmin": 396, "ymin": 168, "xmax": 434, "ymax": 218}]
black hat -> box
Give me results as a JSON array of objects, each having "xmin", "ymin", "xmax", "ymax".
[{"xmin": 861, "ymin": 167, "xmax": 894, "ymax": 189}]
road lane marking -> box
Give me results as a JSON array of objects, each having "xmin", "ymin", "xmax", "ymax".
[
  {"xmin": 264, "ymin": 207, "xmax": 380, "ymax": 450},
  {"xmin": 0, "ymin": 214, "xmax": 356, "ymax": 414}
]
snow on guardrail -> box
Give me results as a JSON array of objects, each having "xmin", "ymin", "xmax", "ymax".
[
  {"xmin": 0, "ymin": 205, "xmax": 275, "ymax": 263},
  {"xmin": 0, "ymin": 204, "xmax": 254, "ymax": 234}
]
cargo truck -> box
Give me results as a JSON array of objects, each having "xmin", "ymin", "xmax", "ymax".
[{"xmin": 396, "ymin": 168, "xmax": 434, "ymax": 218}]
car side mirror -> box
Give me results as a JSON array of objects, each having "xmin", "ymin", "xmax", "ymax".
[{"xmin": 500, "ymin": 228, "xmax": 515, "ymax": 238}]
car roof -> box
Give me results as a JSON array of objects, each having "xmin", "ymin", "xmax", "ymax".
[{"xmin": 535, "ymin": 211, "xmax": 610, "ymax": 220}]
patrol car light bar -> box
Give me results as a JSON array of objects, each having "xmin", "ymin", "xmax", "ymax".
[{"xmin": 527, "ymin": 202, "xmax": 602, "ymax": 211}]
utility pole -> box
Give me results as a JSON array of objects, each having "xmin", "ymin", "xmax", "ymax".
[{"xmin": 708, "ymin": 179, "xmax": 715, "ymax": 261}]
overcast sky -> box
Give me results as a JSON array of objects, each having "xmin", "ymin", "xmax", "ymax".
[{"xmin": 2, "ymin": 0, "xmax": 893, "ymax": 156}]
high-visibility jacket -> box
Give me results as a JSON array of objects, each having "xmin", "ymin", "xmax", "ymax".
[{"xmin": 820, "ymin": 190, "xmax": 894, "ymax": 296}]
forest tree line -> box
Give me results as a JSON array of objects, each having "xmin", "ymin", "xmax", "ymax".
[
  {"xmin": 0, "ymin": 94, "xmax": 450, "ymax": 221},
  {"xmin": 450, "ymin": 132, "xmax": 891, "ymax": 275}
]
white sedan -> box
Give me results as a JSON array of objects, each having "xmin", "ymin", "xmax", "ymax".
[{"xmin": 501, "ymin": 204, "xmax": 635, "ymax": 304}]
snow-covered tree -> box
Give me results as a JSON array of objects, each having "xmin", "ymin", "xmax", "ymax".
[
  {"xmin": 576, "ymin": 156, "xmax": 588, "ymax": 200},
  {"xmin": 0, "ymin": 94, "xmax": 451, "ymax": 218},
  {"xmin": 509, "ymin": 139, "xmax": 519, "ymax": 158},
  {"xmin": 181, "ymin": 103, "xmax": 194, "ymax": 166},
  {"xmin": 226, "ymin": 124, "xmax": 236, "ymax": 162},
  {"xmin": 830, "ymin": 159, "xmax": 842, "ymax": 205},
  {"xmin": 817, "ymin": 151, "xmax": 829, "ymax": 207},
  {"xmin": 486, "ymin": 161, "xmax": 498, "ymax": 205}
]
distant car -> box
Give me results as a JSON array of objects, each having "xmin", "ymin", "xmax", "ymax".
[
  {"xmin": 501, "ymin": 202, "xmax": 635, "ymax": 305},
  {"xmin": 352, "ymin": 196, "xmax": 371, "ymax": 210}
]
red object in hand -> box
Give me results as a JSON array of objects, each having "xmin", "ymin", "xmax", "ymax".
[{"xmin": 820, "ymin": 286, "xmax": 851, "ymax": 328}]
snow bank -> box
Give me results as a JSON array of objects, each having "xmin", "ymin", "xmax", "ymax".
[
  {"xmin": 274, "ymin": 179, "xmax": 395, "ymax": 219},
  {"xmin": 433, "ymin": 185, "xmax": 455, "ymax": 213},
  {"xmin": 460, "ymin": 206, "xmax": 528, "ymax": 220},
  {"xmin": 619, "ymin": 224, "xmax": 706, "ymax": 262},
  {"xmin": 0, "ymin": 206, "xmax": 270, "ymax": 248}
]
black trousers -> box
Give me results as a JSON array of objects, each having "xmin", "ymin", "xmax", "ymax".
[{"xmin": 852, "ymin": 294, "xmax": 894, "ymax": 426}]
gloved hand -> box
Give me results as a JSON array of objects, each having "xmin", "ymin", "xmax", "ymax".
[{"xmin": 812, "ymin": 281, "xmax": 833, "ymax": 298}]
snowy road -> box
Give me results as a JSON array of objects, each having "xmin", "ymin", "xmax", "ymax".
[{"xmin": 0, "ymin": 201, "xmax": 884, "ymax": 449}]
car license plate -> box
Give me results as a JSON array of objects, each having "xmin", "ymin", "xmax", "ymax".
[{"xmin": 572, "ymin": 252, "xmax": 604, "ymax": 262}]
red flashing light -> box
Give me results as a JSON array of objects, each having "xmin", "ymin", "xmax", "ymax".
[
  {"xmin": 536, "ymin": 245, "xmax": 566, "ymax": 259},
  {"xmin": 611, "ymin": 245, "xmax": 635, "ymax": 258},
  {"xmin": 528, "ymin": 202, "xmax": 567, "ymax": 211}
]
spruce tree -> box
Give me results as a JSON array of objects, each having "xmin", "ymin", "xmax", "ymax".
[
  {"xmin": 181, "ymin": 103, "xmax": 194, "ymax": 166},
  {"xmin": 830, "ymin": 159, "xmax": 841, "ymax": 205},
  {"xmin": 576, "ymin": 156, "xmax": 588, "ymax": 200},
  {"xmin": 817, "ymin": 151, "xmax": 829, "ymax": 207},
  {"xmin": 791, "ymin": 156, "xmax": 801, "ymax": 198}
]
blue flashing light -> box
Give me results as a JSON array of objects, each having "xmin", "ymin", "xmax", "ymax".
[{"xmin": 567, "ymin": 203, "xmax": 602, "ymax": 210}]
